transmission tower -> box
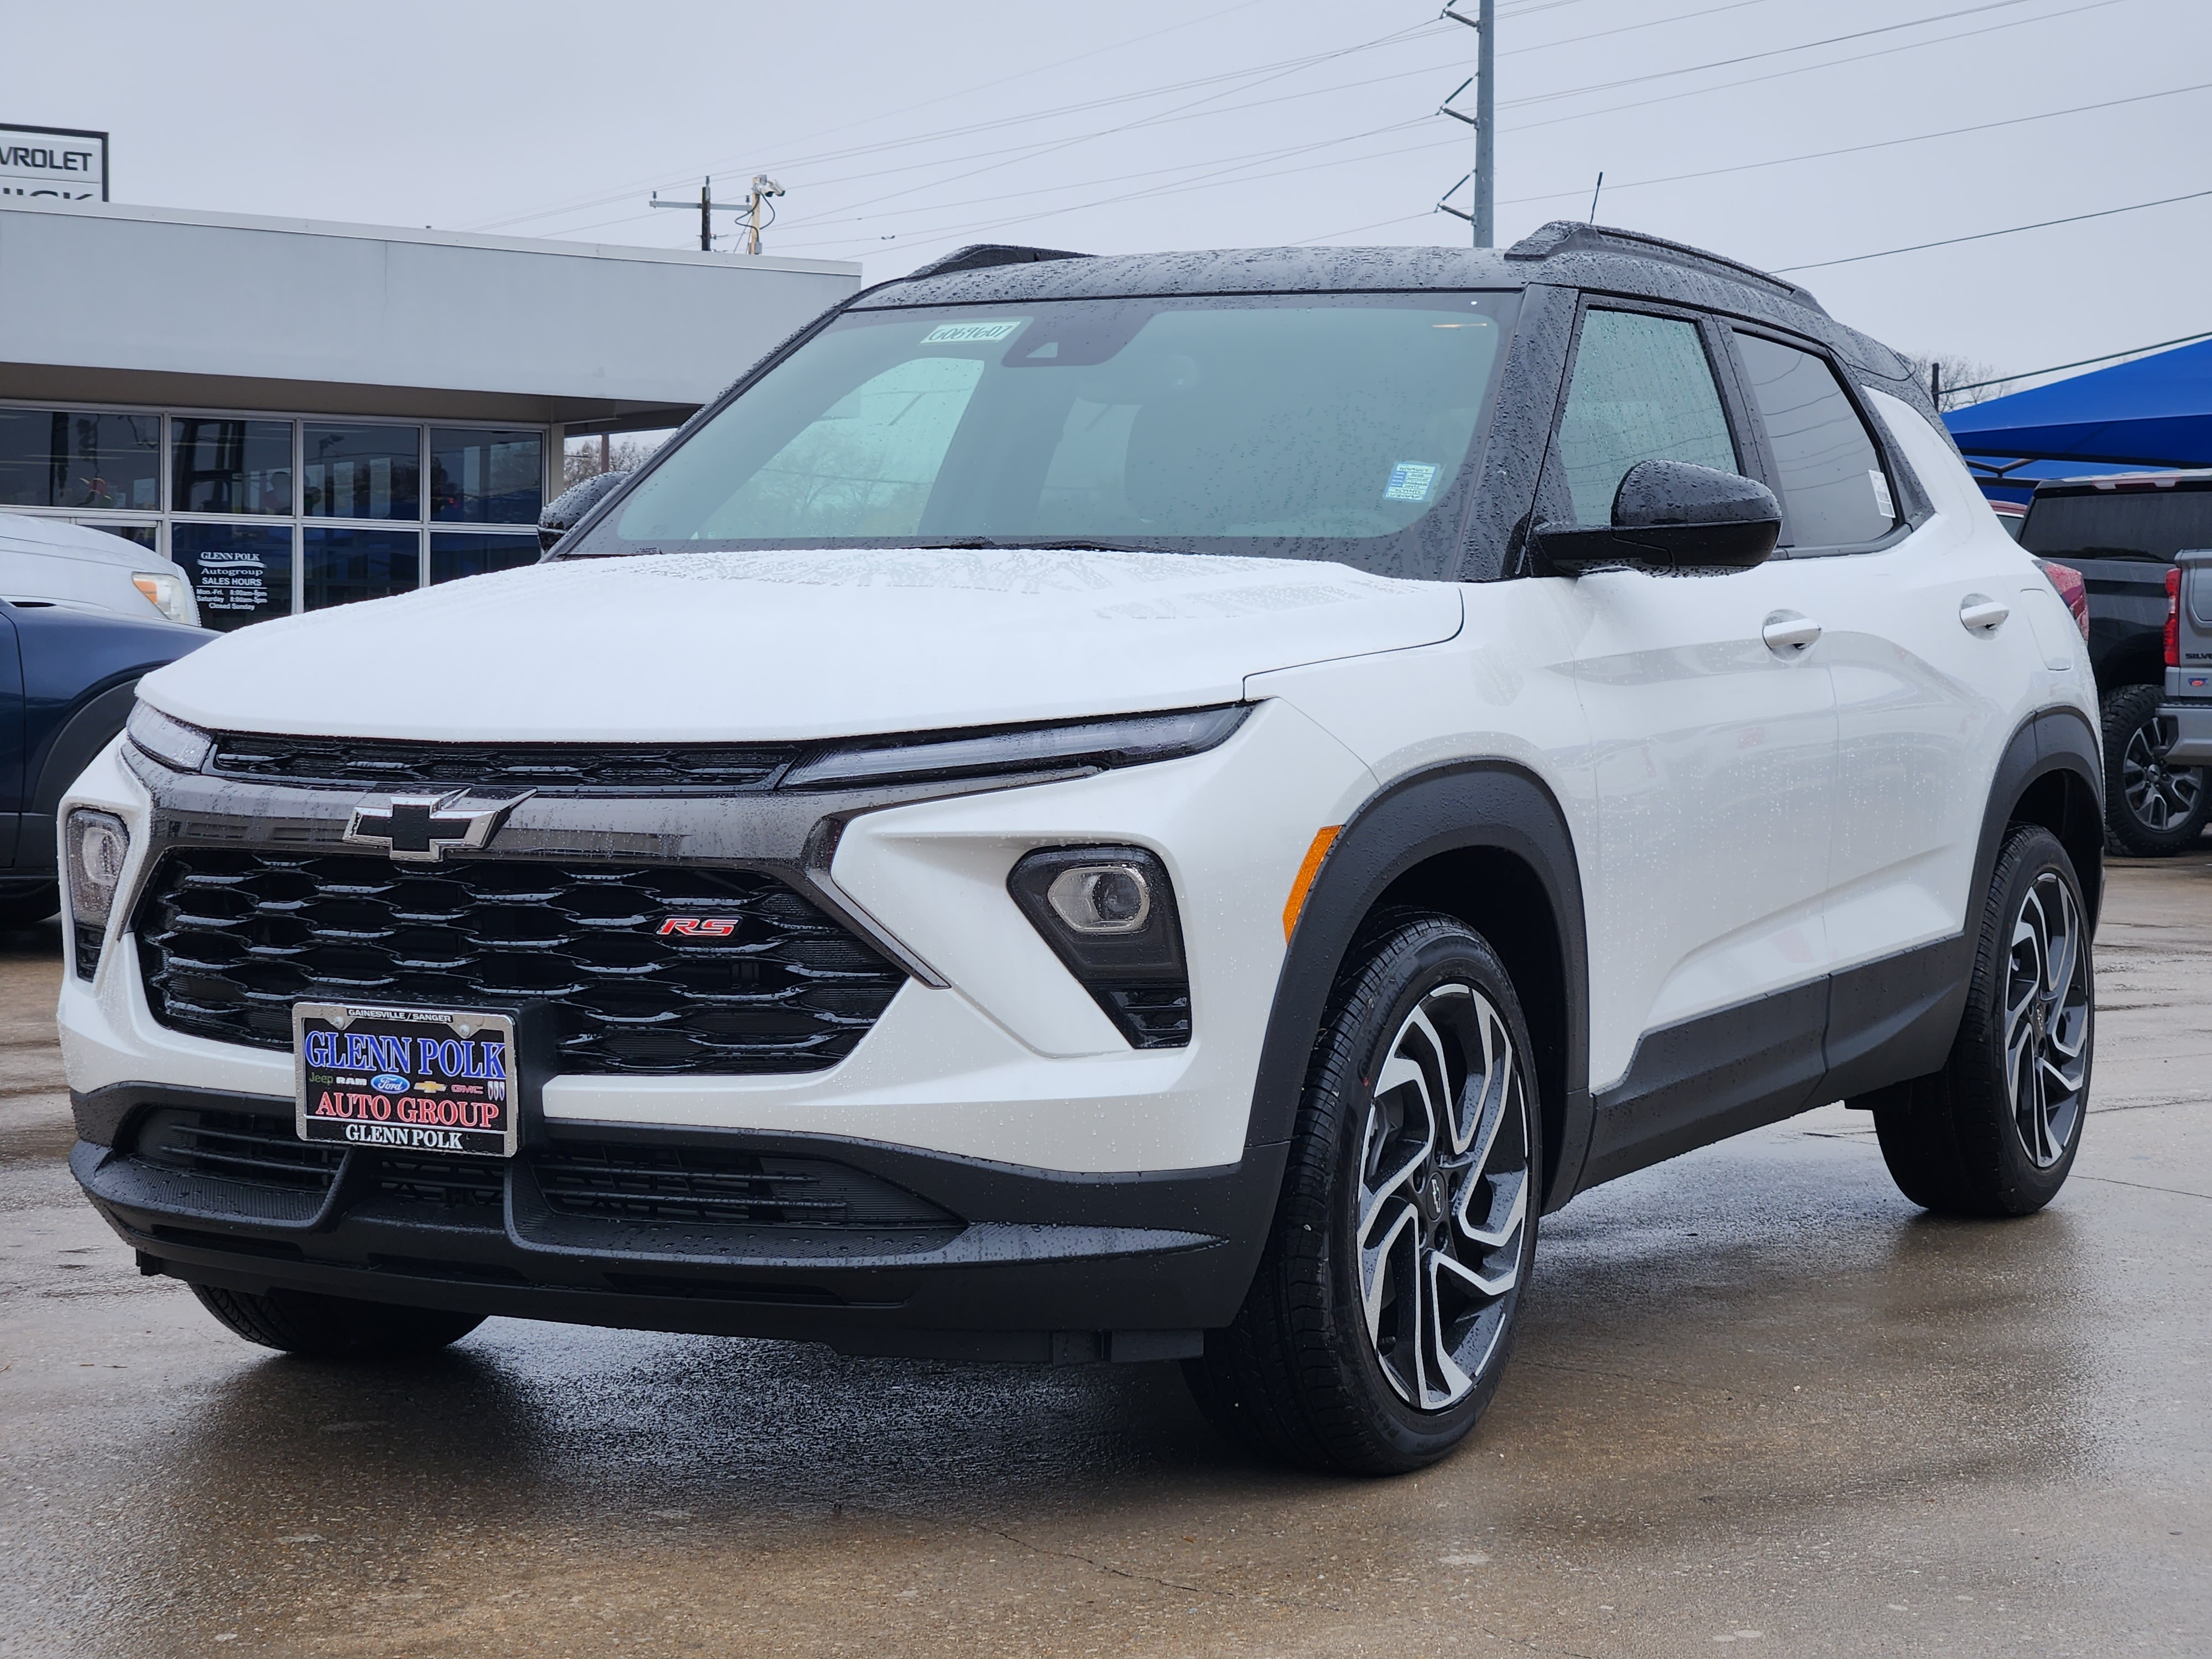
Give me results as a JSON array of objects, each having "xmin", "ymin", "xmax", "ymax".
[{"xmin": 1435, "ymin": 0, "xmax": 1495, "ymax": 248}]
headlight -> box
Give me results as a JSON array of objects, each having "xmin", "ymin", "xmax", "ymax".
[
  {"xmin": 1008, "ymin": 846, "xmax": 1190, "ymax": 1048},
  {"xmin": 132, "ymin": 571, "xmax": 192, "ymax": 624},
  {"xmin": 780, "ymin": 704, "xmax": 1248, "ymax": 792},
  {"xmin": 124, "ymin": 701, "xmax": 213, "ymax": 772},
  {"xmin": 64, "ymin": 808, "xmax": 129, "ymax": 981}
]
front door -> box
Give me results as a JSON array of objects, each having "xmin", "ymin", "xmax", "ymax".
[{"xmin": 1548, "ymin": 307, "xmax": 1839, "ymax": 1182}]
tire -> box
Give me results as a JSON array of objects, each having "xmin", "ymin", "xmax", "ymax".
[
  {"xmin": 2103, "ymin": 684, "xmax": 2210, "ymax": 855},
  {"xmin": 1186, "ymin": 912, "xmax": 1541, "ymax": 1474},
  {"xmin": 0, "ymin": 883, "xmax": 59, "ymax": 928},
  {"xmin": 189, "ymin": 1283, "xmax": 484, "ymax": 1358},
  {"xmin": 1865, "ymin": 825, "xmax": 2091, "ymax": 1218}
]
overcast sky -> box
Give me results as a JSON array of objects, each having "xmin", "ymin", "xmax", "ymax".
[{"xmin": 7, "ymin": 0, "xmax": 2206, "ymax": 395}]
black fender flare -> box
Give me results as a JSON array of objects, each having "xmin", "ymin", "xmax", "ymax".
[
  {"xmin": 12, "ymin": 677, "xmax": 142, "ymax": 879},
  {"xmin": 1243, "ymin": 759, "xmax": 1592, "ymax": 1214},
  {"xmin": 1978, "ymin": 703, "xmax": 2104, "ymax": 929}
]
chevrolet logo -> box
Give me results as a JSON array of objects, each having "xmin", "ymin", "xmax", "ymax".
[{"xmin": 343, "ymin": 790, "xmax": 532, "ymax": 863}]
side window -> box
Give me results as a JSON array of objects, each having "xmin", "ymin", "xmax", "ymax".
[
  {"xmin": 1733, "ymin": 332, "xmax": 1896, "ymax": 547},
  {"xmin": 1553, "ymin": 309, "xmax": 1737, "ymax": 526}
]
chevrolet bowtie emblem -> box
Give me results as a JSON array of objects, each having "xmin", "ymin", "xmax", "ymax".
[{"xmin": 343, "ymin": 790, "xmax": 533, "ymax": 863}]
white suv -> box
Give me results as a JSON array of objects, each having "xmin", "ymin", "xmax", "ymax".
[{"xmin": 58, "ymin": 225, "xmax": 2100, "ymax": 1474}]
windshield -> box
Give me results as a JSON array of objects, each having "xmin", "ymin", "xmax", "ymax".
[
  {"xmin": 2022, "ymin": 487, "xmax": 2212, "ymax": 562},
  {"xmin": 562, "ymin": 291, "xmax": 1519, "ymax": 579}
]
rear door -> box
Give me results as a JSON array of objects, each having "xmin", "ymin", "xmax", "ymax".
[
  {"xmin": 1556, "ymin": 303, "xmax": 1840, "ymax": 1180},
  {"xmin": 1720, "ymin": 327, "xmax": 2056, "ymax": 1097}
]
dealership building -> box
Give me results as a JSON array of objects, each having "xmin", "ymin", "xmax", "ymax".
[{"xmin": 0, "ymin": 196, "xmax": 859, "ymax": 628}]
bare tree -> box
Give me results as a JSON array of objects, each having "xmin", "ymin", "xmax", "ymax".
[
  {"xmin": 1900, "ymin": 352, "xmax": 2010, "ymax": 412},
  {"xmin": 562, "ymin": 431, "xmax": 672, "ymax": 489}
]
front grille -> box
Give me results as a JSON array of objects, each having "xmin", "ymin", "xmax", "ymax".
[
  {"xmin": 377, "ymin": 1153, "xmax": 505, "ymax": 1211},
  {"xmin": 133, "ymin": 851, "xmax": 906, "ymax": 1074},
  {"xmin": 208, "ymin": 734, "xmax": 800, "ymax": 794},
  {"xmin": 133, "ymin": 1107, "xmax": 345, "ymax": 1192},
  {"xmin": 535, "ymin": 1141, "xmax": 956, "ymax": 1230}
]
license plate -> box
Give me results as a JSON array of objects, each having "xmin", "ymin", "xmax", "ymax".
[{"xmin": 294, "ymin": 1003, "xmax": 518, "ymax": 1157}]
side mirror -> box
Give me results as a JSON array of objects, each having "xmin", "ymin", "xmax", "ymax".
[
  {"xmin": 538, "ymin": 469, "xmax": 631, "ymax": 554},
  {"xmin": 1536, "ymin": 459, "xmax": 1782, "ymax": 576}
]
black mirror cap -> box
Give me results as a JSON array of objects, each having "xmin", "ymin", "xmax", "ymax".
[
  {"xmin": 1537, "ymin": 460, "xmax": 1782, "ymax": 575},
  {"xmin": 537, "ymin": 470, "xmax": 632, "ymax": 552}
]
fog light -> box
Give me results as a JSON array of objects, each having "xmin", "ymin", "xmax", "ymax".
[
  {"xmin": 1008, "ymin": 846, "xmax": 1190, "ymax": 1049},
  {"xmin": 1046, "ymin": 862, "xmax": 1153, "ymax": 935},
  {"xmin": 64, "ymin": 808, "xmax": 129, "ymax": 980}
]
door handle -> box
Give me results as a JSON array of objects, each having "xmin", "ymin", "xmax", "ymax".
[
  {"xmin": 1960, "ymin": 594, "xmax": 2010, "ymax": 633},
  {"xmin": 1761, "ymin": 612, "xmax": 1822, "ymax": 655}
]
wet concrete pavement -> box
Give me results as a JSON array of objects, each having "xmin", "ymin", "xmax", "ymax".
[{"xmin": 3, "ymin": 858, "xmax": 2208, "ymax": 1657}]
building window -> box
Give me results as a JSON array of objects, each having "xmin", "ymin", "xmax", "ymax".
[
  {"xmin": 430, "ymin": 531, "xmax": 540, "ymax": 583},
  {"xmin": 0, "ymin": 409, "xmax": 160, "ymax": 510},
  {"xmin": 173, "ymin": 523, "xmax": 295, "ymax": 632},
  {"xmin": 431, "ymin": 427, "xmax": 543, "ymax": 524},
  {"xmin": 303, "ymin": 423, "xmax": 420, "ymax": 520},
  {"xmin": 174, "ymin": 418, "xmax": 293, "ymax": 514},
  {"xmin": 305, "ymin": 526, "xmax": 420, "ymax": 609}
]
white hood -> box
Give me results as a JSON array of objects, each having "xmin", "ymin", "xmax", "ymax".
[{"xmin": 140, "ymin": 547, "xmax": 1462, "ymax": 742}]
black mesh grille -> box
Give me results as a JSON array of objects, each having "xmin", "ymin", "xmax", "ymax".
[
  {"xmin": 132, "ymin": 1107, "xmax": 345, "ymax": 1191},
  {"xmin": 536, "ymin": 1141, "xmax": 956, "ymax": 1229},
  {"xmin": 132, "ymin": 851, "xmax": 905, "ymax": 1074},
  {"xmin": 123, "ymin": 1109, "xmax": 958, "ymax": 1238},
  {"xmin": 208, "ymin": 734, "xmax": 799, "ymax": 794}
]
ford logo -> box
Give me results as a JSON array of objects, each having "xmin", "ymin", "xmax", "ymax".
[{"xmin": 370, "ymin": 1072, "xmax": 411, "ymax": 1093}]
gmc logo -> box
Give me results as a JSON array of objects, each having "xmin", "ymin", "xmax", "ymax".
[{"xmin": 658, "ymin": 916, "xmax": 739, "ymax": 937}]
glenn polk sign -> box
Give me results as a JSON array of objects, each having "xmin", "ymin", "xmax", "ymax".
[{"xmin": 0, "ymin": 124, "xmax": 107, "ymax": 202}]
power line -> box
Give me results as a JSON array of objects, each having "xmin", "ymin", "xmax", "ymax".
[
  {"xmin": 1948, "ymin": 328, "xmax": 2212, "ymax": 395},
  {"xmin": 1774, "ymin": 184, "xmax": 2212, "ymax": 271},
  {"xmin": 790, "ymin": 0, "xmax": 2125, "ymax": 261},
  {"xmin": 782, "ymin": 3, "xmax": 2151, "ymax": 262},
  {"xmin": 465, "ymin": 9, "xmax": 1432, "ymax": 237}
]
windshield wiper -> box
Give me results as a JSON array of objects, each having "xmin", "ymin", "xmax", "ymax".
[{"xmin": 907, "ymin": 536, "xmax": 1158, "ymax": 554}]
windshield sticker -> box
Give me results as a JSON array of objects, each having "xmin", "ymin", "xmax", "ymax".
[
  {"xmin": 1383, "ymin": 462, "xmax": 1440, "ymax": 503},
  {"xmin": 922, "ymin": 320, "xmax": 1025, "ymax": 345}
]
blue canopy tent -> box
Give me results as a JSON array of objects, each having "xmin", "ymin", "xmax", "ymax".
[{"xmin": 1945, "ymin": 337, "xmax": 2212, "ymax": 504}]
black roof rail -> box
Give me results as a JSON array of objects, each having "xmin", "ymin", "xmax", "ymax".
[
  {"xmin": 1505, "ymin": 220, "xmax": 1823, "ymax": 312},
  {"xmin": 898, "ymin": 243, "xmax": 1093, "ymax": 281}
]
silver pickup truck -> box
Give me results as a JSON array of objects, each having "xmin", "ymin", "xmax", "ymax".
[{"xmin": 2158, "ymin": 547, "xmax": 2212, "ymax": 776}]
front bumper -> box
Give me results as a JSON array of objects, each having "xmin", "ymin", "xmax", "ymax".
[{"xmin": 72, "ymin": 1084, "xmax": 1286, "ymax": 1360}]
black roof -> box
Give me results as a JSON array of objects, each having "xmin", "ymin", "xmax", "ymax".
[{"xmin": 859, "ymin": 222, "xmax": 1917, "ymax": 392}]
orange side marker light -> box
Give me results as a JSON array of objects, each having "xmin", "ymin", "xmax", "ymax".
[{"xmin": 1282, "ymin": 826, "xmax": 1342, "ymax": 943}]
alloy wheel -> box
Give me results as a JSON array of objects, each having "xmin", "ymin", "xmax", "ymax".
[
  {"xmin": 2004, "ymin": 870, "xmax": 2090, "ymax": 1168},
  {"xmin": 1354, "ymin": 982, "xmax": 1531, "ymax": 1411},
  {"xmin": 2121, "ymin": 713, "xmax": 2200, "ymax": 831}
]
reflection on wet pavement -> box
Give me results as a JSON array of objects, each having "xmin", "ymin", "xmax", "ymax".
[{"xmin": 4, "ymin": 860, "xmax": 2208, "ymax": 1656}]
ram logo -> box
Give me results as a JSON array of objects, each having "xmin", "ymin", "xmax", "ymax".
[{"xmin": 658, "ymin": 916, "xmax": 739, "ymax": 937}]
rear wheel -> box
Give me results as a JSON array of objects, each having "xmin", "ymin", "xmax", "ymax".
[
  {"xmin": 189, "ymin": 1284, "xmax": 484, "ymax": 1358},
  {"xmin": 1186, "ymin": 913, "xmax": 1539, "ymax": 1474},
  {"xmin": 2103, "ymin": 684, "xmax": 2210, "ymax": 855},
  {"xmin": 1864, "ymin": 825, "xmax": 2091, "ymax": 1217}
]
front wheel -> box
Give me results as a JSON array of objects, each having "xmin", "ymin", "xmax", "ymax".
[
  {"xmin": 2103, "ymin": 684, "xmax": 2210, "ymax": 855},
  {"xmin": 1186, "ymin": 913, "xmax": 1540, "ymax": 1474},
  {"xmin": 1864, "ymin": 825, "xmax": 2091, "ymax": 1217},
  {"xmin": 190, "ymin": 1283, "xmax": 484, "ymax": 1358}
]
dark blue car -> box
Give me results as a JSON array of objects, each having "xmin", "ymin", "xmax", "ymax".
[{"xmin": 0, "ymin": 564, "xmax": 211, "ymax": 927}]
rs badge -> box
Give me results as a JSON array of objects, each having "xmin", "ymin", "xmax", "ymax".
[{"xmin": 658, "ymin": 917, "xmax": 738, "ymax": 937}]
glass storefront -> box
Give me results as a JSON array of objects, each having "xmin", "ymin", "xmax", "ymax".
[{"xmin": 0, "ymin": 403, "xmax": 545, "ymax": 626}]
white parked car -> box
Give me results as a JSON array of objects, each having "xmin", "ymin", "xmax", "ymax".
[
  {"xmin": 0, "ymin": 513, "xmax": 198, "ymax": 626},
  {"xmin": 58, "ymin": 226, "xmax": 2101, "ymax": 1474}
]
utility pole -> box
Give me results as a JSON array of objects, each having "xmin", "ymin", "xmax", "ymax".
[
  {"xmin": 1437, "ymin": 0, "xmax": 1495, "ymax": 247},
  {"xmin": 649, "ymin": 176, "xmax": 753, "ymax": 252}
]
